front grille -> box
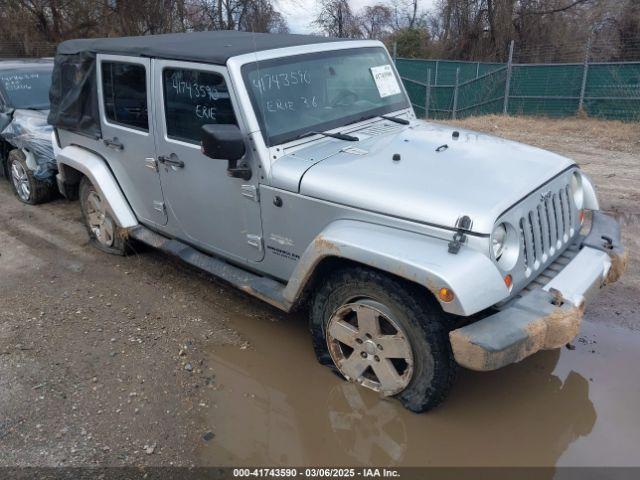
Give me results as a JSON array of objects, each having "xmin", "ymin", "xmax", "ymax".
[{"xmin": 518, "ymin": 184, "xmax": 576, "ymax": 276}]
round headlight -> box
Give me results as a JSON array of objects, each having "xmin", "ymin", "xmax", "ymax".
[
  {"xmin": 491, "ymin": 222, "xmax": 519, "ymax": 271},
  {"xmin": 570, "ymin": 171, "xmax": 584, "ymax": 210},
  {"xmin": 492, "ymin": 223, "xmax": 507, "ymax": 260}
]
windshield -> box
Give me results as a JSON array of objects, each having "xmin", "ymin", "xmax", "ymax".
[
  {"xmin": 242, "ymin": 47, "xmax": 408, "ymax": 146},
  {"xmin": 0, "ymin": 67, "xmax": 53, "ymax": 110}
]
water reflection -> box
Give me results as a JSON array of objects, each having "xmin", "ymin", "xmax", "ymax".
[
  {"xmin": 323, "ymin": 349, "xmax": 596, "ymax": 467},
  {"xmin": 199, "ymin": 315, "xmax": 602, "ymax": 468},
  {"xmin": 328, "ymin": 384, "xmax": 407, "ymax": 463}
]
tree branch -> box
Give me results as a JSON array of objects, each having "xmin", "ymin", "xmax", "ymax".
[{"xmin": 521, "ymin": 0, "xmax": 591, "ymax": 16}]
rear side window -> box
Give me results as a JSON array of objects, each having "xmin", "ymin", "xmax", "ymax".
[
  {"xmin": 163, "ymin": 68, "xmax": 236, "ymax": 144},
  {"xmin": 101, "ymin": 62, "xmax": 148, "ymax": 131}
]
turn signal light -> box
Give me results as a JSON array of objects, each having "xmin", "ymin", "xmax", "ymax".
[
  {"xmin": 504, "ymin": 274, "xmax": 513, "ymax": 289},
  {"xmin": 438, "ymin": 287, "xmax": 455, "ymax": 303},
  {"xmin": 579, "ymin": 210, "xmax": 585, "ymax": 223}
]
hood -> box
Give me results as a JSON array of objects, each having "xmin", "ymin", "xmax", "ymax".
[{"xmin": 273, "ymin": 120, "xmax": 574, "ymax": 234}]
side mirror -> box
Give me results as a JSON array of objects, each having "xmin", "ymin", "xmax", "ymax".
[{"xmin": 201, "ymin": 124, "xmax": 251, "ymax": 180}]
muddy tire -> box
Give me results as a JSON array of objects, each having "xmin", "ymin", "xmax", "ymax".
[
  {"xmin": 8, "ymin": 149, "xmax": 56, "ymax": 205},
  {"xmin": 310, "ymin": 266, "xmax": 457, "ymax": 413},
  {"xmin": 79, "ymin": 176, "xmax": 129, "ymax": 255}
]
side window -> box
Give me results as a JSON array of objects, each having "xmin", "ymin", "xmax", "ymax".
[
  {"xmin": 163, "ymin": 68, "xmax": 237, "ymax": 144},
  {"xmin": 101, "ymin": 61, "xmax": 149, "ymax": 131}
]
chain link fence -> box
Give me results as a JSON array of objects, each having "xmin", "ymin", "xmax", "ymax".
[
  {"xmin": 0, "ymin": 40, "xmax": 56, "ymax": 58},
  {"xmin": 395, "ymin": 40, "xmax": 640, "ymax": 122}
]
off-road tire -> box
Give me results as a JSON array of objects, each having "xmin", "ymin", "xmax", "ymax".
[
  {"xmin": 8, "ymin": 149, "xmax": 56, "ymax": 205},
  {"xmin": 310, "ymin": 266, "xmax": 457, "ymax": 412},
  {"xmin": 79, "ymin": 176, "xmax": 129, "ymax": 255}
]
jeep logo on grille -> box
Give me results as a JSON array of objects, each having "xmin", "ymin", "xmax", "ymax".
[{"xmin": 540, "ymin": 190, "xmax": 553, "ymax": 202}]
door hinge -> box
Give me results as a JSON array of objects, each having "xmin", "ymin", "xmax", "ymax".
[
  {"xmin": 241, "ymin": 184, "xmax": 259, "ymax": 202},
  {"xmin": 246, "ymin": 234, "xmax": 263, "ymax": 251},
  {"xmin": 145, "ymin": 157, "xmax": 158, "ymax": 172},
  {"xmin": 153, "ymin": 201, "xmax": 165, "ymax": 214}
]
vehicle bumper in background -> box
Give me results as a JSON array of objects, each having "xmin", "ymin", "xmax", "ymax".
[{"xmin": 449, "ymin": 211, "xmax": 627, "ymax": 371}]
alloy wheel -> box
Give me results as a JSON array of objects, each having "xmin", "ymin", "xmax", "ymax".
[
  {"xmin": 10, "ymin": 160, "xmax": 31, "ymax": 202},
  {"xmin": 85, "ymin": 190, "xmax": 115, "ymax": 247},
  {"xmin": 326, "ymin": 300, "xmax": 414, "ymax": 396}
]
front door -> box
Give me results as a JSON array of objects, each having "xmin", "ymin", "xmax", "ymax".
[
  {"xmin": 96, "ymin": 55, "xmax": 166, "ymax": 226},
  {"xmin": 152, "ymin": 59, "xmax": 263, "ymax": 262}
]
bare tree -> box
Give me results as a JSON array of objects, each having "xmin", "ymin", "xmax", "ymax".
[
  {"xmin": 391, "ymin": 0, "xmax": 425, "ymax": 30},
  {"xmin": 616, "ymin": 0, "xmax": 640, "ymax": 60},
  {"xmin": 0, "ymin": 0, "xmax": 291, "ymax": 57},
  {"xmin": 359, "ymin": 4, "xmax": 393, "ymax": 40},
  {"xmin": 187, "ymin": 0, "xmax": 290, "ymax": 32},
  {"xmin": 240, "ymin": 0, "xmax": 290, "ymax": 33},
  {"xmin": 1, "ymin": 0, "xmax": 638, "ymax": 62},
  {"xmin": 314, "ymin": 0, "xmax": 361, "ymax": 38},
  {"xmin": 188, "ymin": 0, "xmax": 251, "ymax": 30},
  {"xmin": 428, "ymin": 0, "xmax": 604, "ymax": 61},
  {"xmin": 106, "ymin": 0, "xmax": 192, "ymax": 36},
  {"xmin": 0, "ymin": 0, "xmax": 108, "ymax": 42}
]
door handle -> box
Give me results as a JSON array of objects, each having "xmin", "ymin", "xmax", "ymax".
[
  {"xmin": 158, "ymin": 153, "xmax": 184, "ymax": 169},
  {"xmin": 103, "ymin": 137, "xmax": 124, "ymax": 150}
]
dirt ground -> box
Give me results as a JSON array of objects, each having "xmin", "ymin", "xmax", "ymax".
[{"xmin": 0, "ymin": 115, "xmax": 639, "ymax": 469}]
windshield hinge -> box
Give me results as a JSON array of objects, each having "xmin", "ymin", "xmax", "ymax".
[{"xmin": 448, "ymin": 215, "xmax": 472, "ymax": 254}]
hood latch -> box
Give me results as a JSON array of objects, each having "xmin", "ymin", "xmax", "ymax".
[{"xmin": 448, "ymin": 215, "xmax": 473, "ymax": 254}]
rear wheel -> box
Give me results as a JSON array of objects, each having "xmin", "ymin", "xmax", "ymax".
[
  {"xmin": 8, "ymin": 149, "xmax": 56, "ymax": 205},
  {"xmin": 79, "ymin": 176, "xmax": 128, "ymax": 255},
  {"xmin": 310, "ymin": 266, "xmax": 457, "ymax": 412}
]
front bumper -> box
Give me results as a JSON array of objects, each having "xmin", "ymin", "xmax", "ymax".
[{"xmin": 449, "ymin": 211, "xmax": 627, "ymax": 371}]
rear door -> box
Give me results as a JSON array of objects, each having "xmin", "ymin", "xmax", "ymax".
[
  {"xmin": 96, "ymin": 54, "xmax": 167, "ymax": 226},
  {"xmin": 152, "ymin": 59, "xmax": 264, "ymax": 262}
]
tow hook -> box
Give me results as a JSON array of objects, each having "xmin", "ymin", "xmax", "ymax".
[{"xmin": 548, "ymin": 287, "xmax": 565, "ymax": 306}]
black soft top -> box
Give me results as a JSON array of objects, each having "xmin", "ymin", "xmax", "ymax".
[
  {"xmin": 57, "ymin": 31, "xmax": 344, "ymax": 65},
  {"xmin": 50, "ymin": 31, "xmax": 347, "ymax": 137}
]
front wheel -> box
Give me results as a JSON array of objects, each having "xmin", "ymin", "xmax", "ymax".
[
  {"xmin": 8, "ymin": 149, "xmax": 56, "ymax": 205},
  {"xmin": 310, "ymin": 267, "xmax": 457, "ymax": 412}
]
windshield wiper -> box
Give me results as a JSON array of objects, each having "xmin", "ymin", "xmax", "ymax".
[
  {"xmin": 381, "ymin": 115, "xmax": 410, "ymax": 125},
  {"xmin": 297, "ymin": 130, "xmax": 359, "ymax": 142}
]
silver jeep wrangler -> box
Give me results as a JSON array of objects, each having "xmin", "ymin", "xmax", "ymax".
[{"xmin": 50, "ymin": 31, "xmax": 626, "ymax": 412}]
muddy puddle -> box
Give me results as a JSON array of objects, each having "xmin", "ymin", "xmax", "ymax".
[{"xmin": 196, "ymin": 311, "xmax": 640, "ymax": 467}]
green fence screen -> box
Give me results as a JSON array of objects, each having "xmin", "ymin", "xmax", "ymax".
[{"xmin": 395, "ymin": 58, "xmax": 640, "ymax": 121}]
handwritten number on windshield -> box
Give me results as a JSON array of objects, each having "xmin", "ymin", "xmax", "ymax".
[
  {"xmin": 252, "ymin": 71, "xmax": 311, "ymax": 93},
  {"xmin": 0, "ymin": 73, "xmax": 40, "ymax": 91}
]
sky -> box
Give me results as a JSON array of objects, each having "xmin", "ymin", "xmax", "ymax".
[{"xmin": 277, "ymin": 0, "xmax": 436, "ymax": 34}]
